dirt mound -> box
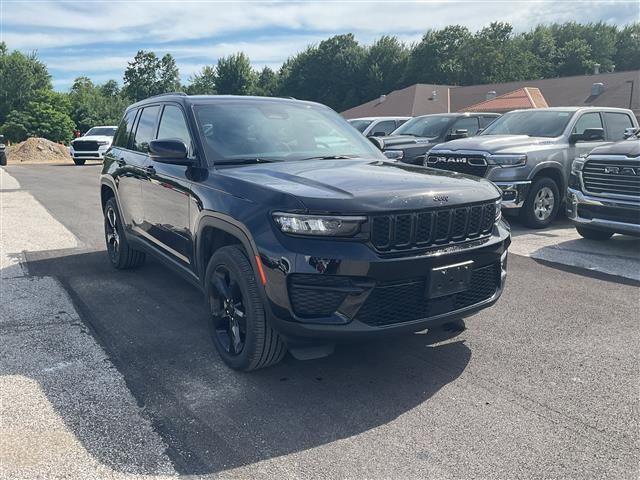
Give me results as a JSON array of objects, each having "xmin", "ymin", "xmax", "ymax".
[{"xmin": 7, "ymin": 138, "xmax": 71, "ymax": 164}]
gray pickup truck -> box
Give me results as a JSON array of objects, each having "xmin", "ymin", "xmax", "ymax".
[{"xmin": 426, "ymin": 107, "xmax": 639, "ymax": 228}]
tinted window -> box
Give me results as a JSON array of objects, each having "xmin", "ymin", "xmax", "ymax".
[
  {"xmin": 157, "ymin": 105, "xmax": 192, "ymax": 150},
  {"xmin": 482, "ymin": 110, "xmax": 574, "ymax": 137},
  {"xmin": 113, "ymin": 110, "xmax": 137, "ymax": 148},
  {"xmin": 372, "ymin": 120, "xmax": 396, "ymax": 135},
  {"xmin": 133, "ymin": 106, "xmax": 160, "ymax": 153},
  {"xmin": 452, "ymin": 117, "xmax": 480, "ymax": 135},
  {"xmin": 396, "ymin": 119, "xmax": 408, "ymax": 128},
  {"xmin": 394, "ymin": 115, "xmax": 452, "ymax": 138},
  {"xmin": 604, "ymin": 112, "xmax": 634, "ymax": 141},
  {"xmin": 574, "ymin": 112, "xmax": 603, "ymax": 134},
  {"xmin": 480, "ymin": 115, "xmax": 499, "ymax": 128}
]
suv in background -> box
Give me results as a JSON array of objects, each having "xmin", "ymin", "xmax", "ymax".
[
  {"xmin": 427, "ymin": 107, "xmax": 639, "ymax": 228},
  {"xmin": 100, "ymin": 93, "xmax": 510, "ymax": 371},
  {"xmin": 70, "ymin": 125, "xmax": 118, "ymax": 165},
  {"xmin": 567, "ymin": 128, "xmax": 640, "ymax": 239},
  {"xmin": 369, "ymin": 113, "xmax": 500, "ymax": 165},
  {"xmin": 348, "ymin": 117, "xmax": 410, "ymax": 137}
]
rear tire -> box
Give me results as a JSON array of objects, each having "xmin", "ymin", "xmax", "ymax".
[
  {"xmin": 520, "ymin": 177, "xmax": 559, "ymax": 229},
  {"xmin": 205, "ymin": 245, "xmax": 286, "ymax": 371},
  {"xmin": 103, "ymin": 198, "xmax": 146, "ymax": 269},
  {"xmin": 73, "ymin": 158, "xmax": 86, "ymax": 166},
  {"xmin": 576, "ymin": 226, "xmax": 614, "ymax": 240}
]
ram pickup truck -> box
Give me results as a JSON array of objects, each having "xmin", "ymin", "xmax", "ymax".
[
  {"xmin": 70, "ymin": 125, "xmax": 118, "ymax": 165},
  {"xmin": 100, "ymin": 94, "xmax": 510, "ymax": 371},
  {"xmin": 567, "ymin": 129, "xmax": 640, "ymax": 239},
  {"xmin": 370, "ymin": 113, "xmax": 500, "ymax": 165},
  {"xmin": 427, "ymin": 107, "xmax": 639, "ymax": 228}
]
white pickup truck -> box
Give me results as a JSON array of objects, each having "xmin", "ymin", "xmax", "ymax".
[{"xmin": 69, "ymin": 126, "xmax": 117, "ymax": 165}]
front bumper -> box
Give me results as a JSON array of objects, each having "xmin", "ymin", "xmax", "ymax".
[
  {"xmin": 259, "ymin": 220, "xmax": 511, "ymax": 340},
  {"xmin": 70, "ymin": 148, "xmax": 108, "ymax": 160},
  {"xmin": 494, "ymin": 181, "xmax": 530, "ymax": 209},
  {"xmin": 566, "ymin": 188, "xmax": 640, "ymax": 236}
]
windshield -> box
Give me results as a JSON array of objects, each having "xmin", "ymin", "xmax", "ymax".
[
  {"xmin": 393, "ymin": 115, "xmax": 452, "ymax": 138},
  {"xmin": 194, "ymin": 101, "xmax": 385, "ymax": 164},
  {"xmin": 85, "ymin": 127, "xmax": 117, "ymax": 137},
  {"xmin": 348, "ymin": 119, "xmax": 373, "ymax": 133},
  {"xmin": 481, "ymin": 110, "xmax": 573, "ymax": 138}
]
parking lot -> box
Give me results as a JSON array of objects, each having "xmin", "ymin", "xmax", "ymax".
[{"xmin": 1, "ymin": 163, "xmax": 639, "ymax": 479}]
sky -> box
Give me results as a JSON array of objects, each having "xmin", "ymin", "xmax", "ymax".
[{"xmin": 1, "ymin": 0, "xmax": 638, "ymax": 91}]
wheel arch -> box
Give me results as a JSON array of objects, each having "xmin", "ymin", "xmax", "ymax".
[{"xmin": 530, "ymin": 163, "xmax": 566, "ymax": 201}]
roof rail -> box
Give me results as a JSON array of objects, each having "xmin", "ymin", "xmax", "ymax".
[{"xmin": 146, "ymin": 92, "xmax": 188, "ymax": 100}]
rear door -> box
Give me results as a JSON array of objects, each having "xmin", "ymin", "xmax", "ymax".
[
  {"xmin": 140, "ymin": 103, "xmax": 195, "ymax": 266},
  {"xmin": 571, "ymin": 111, "xmax": 609, "ymax": 159}
]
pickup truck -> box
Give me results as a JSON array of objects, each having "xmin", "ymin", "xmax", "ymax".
[{"xmin": 426, "ymin": 107, "xmax": 639, "ymax": 228}]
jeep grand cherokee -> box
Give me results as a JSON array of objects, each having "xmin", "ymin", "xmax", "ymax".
[{"xmin": 100, "ymin": 93, "xmax": 511, "ymax": 371}]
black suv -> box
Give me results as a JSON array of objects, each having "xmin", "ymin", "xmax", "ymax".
[
  {"xmin": 100, "ymin": 94, "xmax": 511, "ymax": 371},
  {"xmin": 370, "ymin": 113, "xmax": 500, "ymax": 165}
]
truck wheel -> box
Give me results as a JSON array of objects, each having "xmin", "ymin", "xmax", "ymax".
[
  {"xmin": 103, "ymin": 198, "xmax": 146, "ymax": 269},
  {"xmin": 520, "ymin": 177, "xmax": 559, "ymax": 229},
  {"xmin": 205, "ymin": 245, "xmax": 286, "ymax": 371},
  {"xmin": 73, "ymin": 158, "xmax": 86, "ymax": 166},
  {"xmin": 576, "ymin": 226, "xmax": 614, "ymax": 240}
]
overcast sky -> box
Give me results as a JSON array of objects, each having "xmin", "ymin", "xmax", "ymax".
[{"xmin": 1, "ymin": 0, "xmax": 637, "ymax": 91}]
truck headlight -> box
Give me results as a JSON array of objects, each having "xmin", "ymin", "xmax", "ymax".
[
  {"xmin": 487, "ymin": 154, "xmax": 527, "ymax": 167},
  {"xmin": 273, "ymin": 213, "xmax": 366, "ymax": 237},
  {"xmin": 383, "ymin": 150, "xmax": 403, "ymax": 160},
  {"xmin": 571, "ymin": 158, "xmax": 585, "ymax": 175}
]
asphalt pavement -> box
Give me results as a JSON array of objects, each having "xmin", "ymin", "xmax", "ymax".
[{"xmin": 1, "ymin": 163, "xmax": 639, "ymax": 479}]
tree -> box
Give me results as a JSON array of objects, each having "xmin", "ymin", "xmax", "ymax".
[
  {"xmin": 255, "ymin": 66, "xmax": 279, "ymax": 96},
  {"xmin": 0, "ymin": 42, "xmax": 51, "ymax": 125},
  {"xmin": 614, "ymin": 23, "xmax": 640, "ymax": 72},
  {"xmin": 123, "ymin": 50, "xmax": 181, "ymax": 101},
  {"xmin": 557, "ymin": 38, "xmax": 593, "ymax": 76},
  {"xmin": 158, "ymin": 53, "xmax": 181, "ymax": 92},
  {"xmin": 185, "ymin": 66, "xmax": 217, "ymax": 95},
  {"xmin": 68, "ymin": 76, "xmax": 128, "ymax": 133},
  {"xmin": 523, "ymin": 25, "xmax": 558, "ymax": 78},
  {"xmin": 214, "ymin": 53, "xmax": 256, "ymax": 95},
  {"xmin": 361, "ymin": 36, "xmax": 409, "ymax": 101},
  {"xmin": 2, "ymin": 89, "xmax": 75, "ymax": 143}
]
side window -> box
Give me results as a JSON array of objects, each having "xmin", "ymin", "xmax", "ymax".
[
  {"xmin": 480, "ymin": 116, "xmax": 499, "ymax": 128},
  {"xmin": 113, "ymin": 110, "xmax": 137, "ymax": 148},
  {"xmin": 573, "ymin": 112, "xmax": 603, "ymax": 135},
  {"xmin": 371, "ymin": 120, "xmax": 396, "ymax": 136},
  {"xmin": 157, "ymin": 105, "xmax": 192, "ymax": 150},
  {"xmin": 132, "ymin": 106, "xmax": 160, "ymax": 153},
  {"xmin": 603, "ymin": 112, "xmax": 634, "ymax": 141},
  {"xmin": 396, "ymin": 119, "xmax": 408, "ymax": 128},
  {"xmin": 452, "ymin": 117, "xmax": 480, "ymax": 135}
]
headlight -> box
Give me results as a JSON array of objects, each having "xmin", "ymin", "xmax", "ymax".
[
  {"xmin": 383, "ymin": 150, "xmax": 404, "ymax": 160},
  {"xmin": 487, "ymin": 154, "xmax": 527, "ymax": 167},
  {"xmin": 495, "ymin": 198, "xmax": 502, "ymax": 222},
  {"xmin": 273, "ymin": 213, "xmax": 366, "ymax": 237},
  {"xmin": 571, "ymin": 158, "xmax": 585, "ymax": 175}
]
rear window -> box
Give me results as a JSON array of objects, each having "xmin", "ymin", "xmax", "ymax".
[
  {"xmin": 132, "ymin": 106, "xmax": 160, "ymax": 153},
  {"xmin": 113, "ymin": 110, "xmax": 137, "ymax": 148}
]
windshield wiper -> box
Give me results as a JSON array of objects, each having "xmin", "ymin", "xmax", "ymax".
[
  {"xmin": 300, "ymin": 154, "xmax": 360, "ymax": 161},
  {"xmin": 219, "ymin": 157, "xmax": 283, "ymax": 165}
]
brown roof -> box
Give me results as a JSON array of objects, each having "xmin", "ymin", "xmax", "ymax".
[
  {"xmin": 341, "ymin": 84, "xmax": 451, "ymax": 119},
  {"xmin": 452, "ymin": 70, "xmax": 640, "ymax": 115},
  {"xmin": 464, "ymin": 87, "xmax": 549, "ymax": 112}
]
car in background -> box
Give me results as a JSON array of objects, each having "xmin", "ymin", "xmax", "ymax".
[
  {"xmin": 0, "ymin": 134, "xmax": 6, "ymax": 166},
  {"xmin": 368, "ymin": 113, "xmax": 500, "ymax": 165},
  {"xmin": 70, "ymin": 125, "xmax": 118, "ymax": 165},
  {"xmin": 567, "ymin": 128, "xmax": 639, "ymax": 239},
  {"xmin": 427, "ymin": 107, "xmax": 639, "ymax": 228},
  {"xmin": 348, "ymin": 117, "xmax": 410, "ymax": 137}
]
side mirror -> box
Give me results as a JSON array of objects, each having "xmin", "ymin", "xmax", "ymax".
[
  {"xmin": 623, "ymin": 127, "xmax": 639, "ymax": 139},
  {"xmin": 149, "ymin": 139, "xmax": 191, "ymax": 165},
  {"xmin": 446, "ymin": 129, "xmax": 469, "ymax": 141},
  {"xmin": 571, "ymin": 128, "xmax": 605, "ymax": 143},
  {"xmin": 368, "ymin": 136, "xmax": 384, "ymax": 151}
]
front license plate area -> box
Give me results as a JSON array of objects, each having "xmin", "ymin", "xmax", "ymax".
[{"xmin": 427, "ymin": 261, "xmax": 473, "ymax": 299}]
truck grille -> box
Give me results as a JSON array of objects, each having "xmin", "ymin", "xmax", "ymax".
[
  {"xmin": 582, "ymin": 159, "xmax": 640, "ymax": 197},
  {"xmin": 370, "ymin": 201, "xmax": 496, "ymax": 253},
  {"xmin": 355, "ymin": 263, "xmax": 499, "ymax": 326},
  {"xmin": 426, "ymin": 154, "xmax": 488, "ymax": 177},
  {"xmin": 72, "ymin": 140, "xmax": 99, "ymax": 151}
]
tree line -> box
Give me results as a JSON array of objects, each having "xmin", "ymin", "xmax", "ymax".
[{"xmin": 1, "ymin": 21, "xmax": 638, "ymax": 143}]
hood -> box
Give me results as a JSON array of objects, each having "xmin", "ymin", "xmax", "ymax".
[
  {"xmin": 378, "ymin": 135, "xmax": 437, "ymax": 149},
  {"xmin": 72, "ymin": 135, "xmax": 114, "ymax": 143},
  {"xmin": 590, "ymin": 139, "xmax": 639, "ymax": 158},
  {"xmin": 431, "ymin": 134, "xmax": 557, "ymax": 154},
  {"xmin": 218, "ymin": 158, "xmax": 500, "ymax": 213}
]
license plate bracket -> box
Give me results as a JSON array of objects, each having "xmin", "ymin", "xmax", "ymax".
[{"xmin": 427, "ymin": 261, "xmax": 473, "ymax": 299}]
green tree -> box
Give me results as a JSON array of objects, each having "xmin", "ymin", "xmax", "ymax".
[
  {"xmin": 123, "ymin": 50, "xmax": 181, "ymax": 101},
  {"xmin": 523, "ymin": 25, "xmax": 558, "ymax": 78},
  {"xmin": 158, "ymin": 53, "xmax": 181, "ymax": 92},
  {"xmin": 214, "ymin": 53, "xmax": 256, "ymax": 95},
  {"xmin": 68, "ymin": 76, "xmax": 128, "ymax": 133},
  {"xmin": 2, "ymin": 89, "xmax": 75, "ymax": 143},
  {"xmin": 361, "ymin": 36, "xmax": 409, "ymax": 101},
  {"xmin": 557, "ymin": 38, "xmax": 593, "ymax": 76},
  {"xmin": 185, "ymin": 65, "xmax": 217, "ymax": 95},
  {"xmin": 255, "ymin": 66, "xmax": 279, "ymax": 96},
  {"xmin": 0, "ymin": 42, "xmax": 51, "ymax": 125},
  {"xmin": 614, "ymin": 23, "xmax": 640, "ymax": 72}
]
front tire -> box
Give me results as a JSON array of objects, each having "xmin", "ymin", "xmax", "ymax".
[
  {"xmin": 576, "ymin": 226, "xmax": 614, "ymax": 240},
  {"xmin": 520, "ymin": 177, "xmax": 559, "ymax": 229},
  {"xmin": 73, "ymin": 158, "xmax": 86, "ymax": 166},
  {"xmin": 205, "ymin": 245, "xmax": 286, "ymax": 371},
  {"xmin": 103, "ymin": 198, "xmax": 146, "ymax": 269}
]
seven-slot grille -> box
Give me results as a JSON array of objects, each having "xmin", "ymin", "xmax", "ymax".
[
  {"xmin": 582, "ymin": 159, "xmax": 640, "ymax": 197},
  {"xmin": 426, "ymin": 154, "xmax": 488, "ymax": 177},
  {"xmin": 72, "ymin": 140, "xmax": 99, "ymax": 151},
  {"xmin": 371, "ymin": 201, "xmax": 496, "ymax": 252}
]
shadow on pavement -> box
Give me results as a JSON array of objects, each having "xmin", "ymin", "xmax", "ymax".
[{"xmin": 23, "ymin": 248, "xmax": 471, "ymax": 475}]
